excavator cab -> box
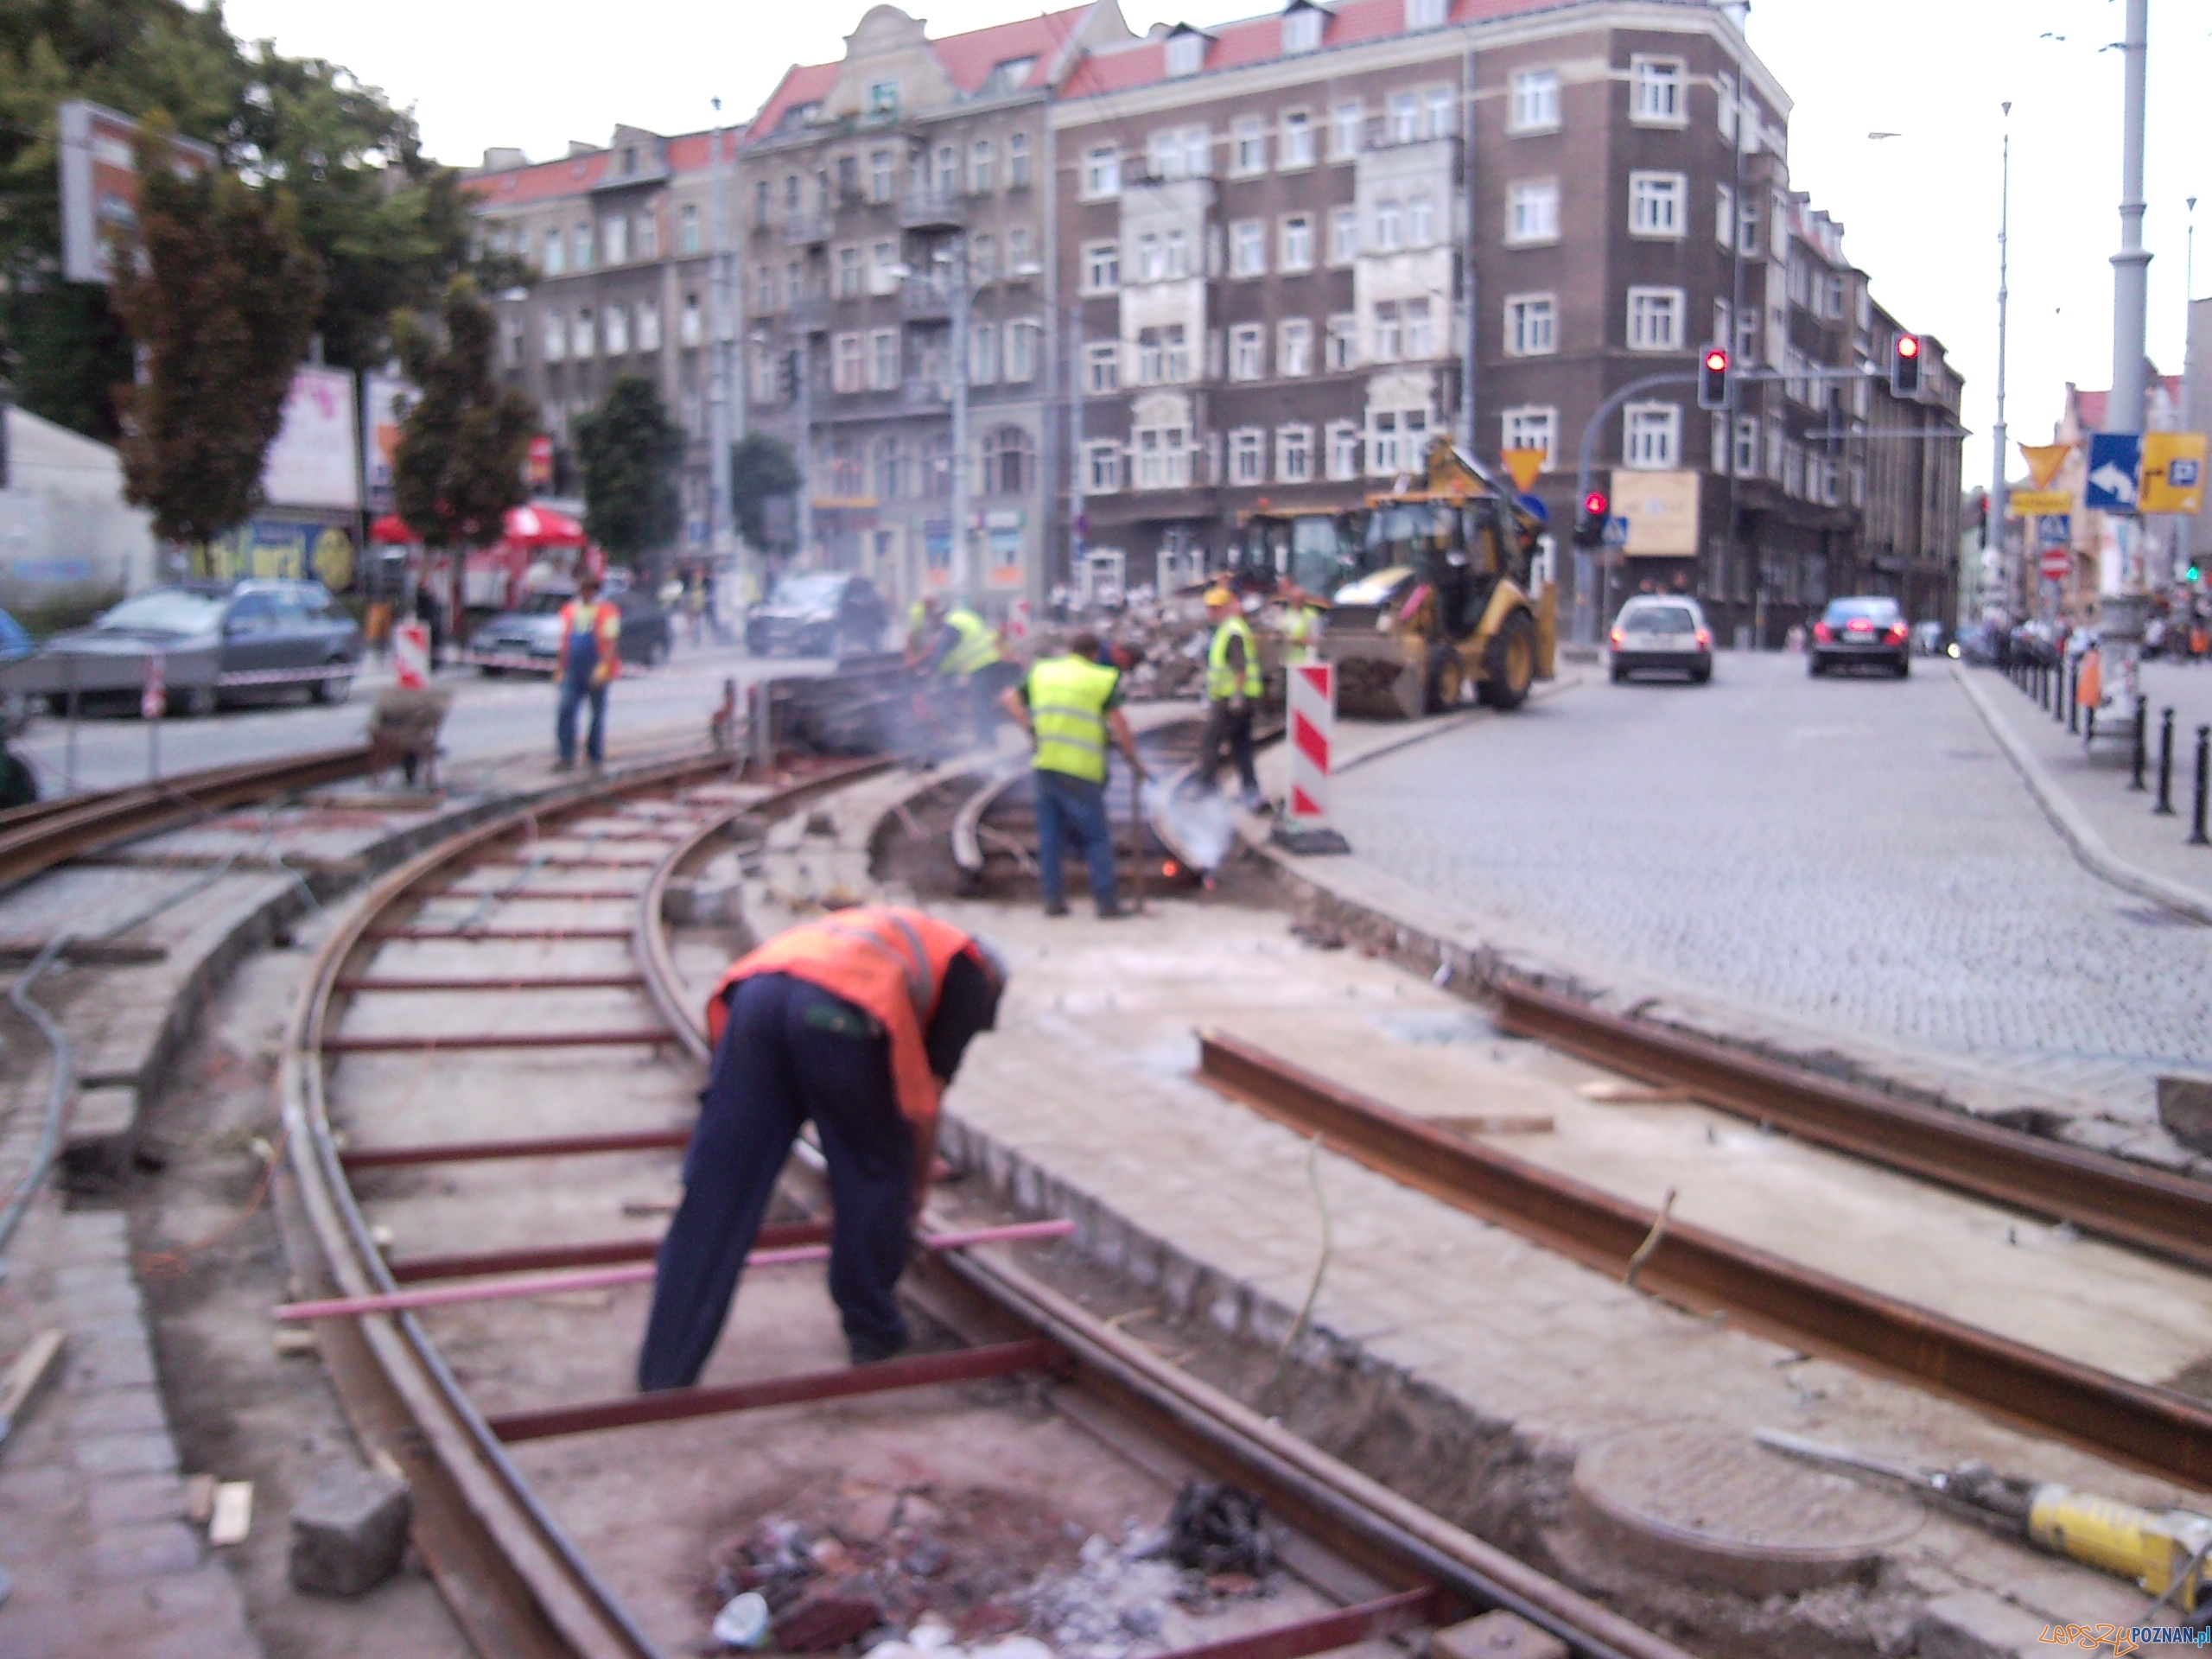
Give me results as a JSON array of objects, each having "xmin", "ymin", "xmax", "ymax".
[
  {"xmin": 1228, "ymin": 509, "xmax": 1367, "ymax": 598},
  {"xmin": 1324, "ymin": 437, "xmax": 1556, "ymax": 719}
]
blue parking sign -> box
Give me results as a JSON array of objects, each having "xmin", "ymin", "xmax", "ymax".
[{"xmin": 2084, "ymin": 433, "xmax": 2142, "ymax": 512}]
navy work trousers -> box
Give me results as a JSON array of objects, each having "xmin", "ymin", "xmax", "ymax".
[
  {"xmin": 635, "ymin": 973, "xmax": 914, "ymax": 1391},
  {"xmin": 1034, "ymin": 768, "xmax": 1117, "ymax": 910},
  {"xmin": 556, "ymin": 671, "xmax": 607, "ymax": 766}
]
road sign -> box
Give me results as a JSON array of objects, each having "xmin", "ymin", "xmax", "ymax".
[
  {"xmin": 2018, "ymin": 442, "xmax": 2072, "ymax": 491},
  {"xmin": 2007, "ymin": 489, "xmax": 2073, "ymax": 518},
  {"xmin": 2141, "ymin": 432, "xmax": 2206, "ymax": 516},
  {"xmin": 1602, "ymin": 516, "xmax": 1630, "ymax": 548},
  {"xmin": 2034, "ymin": 514, "xmax": 2071, "ymax": 547},
  {"xmin": 392, "ymin": 621, "xmax": 430, "ymax": 689},
  {"xmin": 2040, "ymin": 547, "xmax": 2072, "ymax": 582},
  {"xmin": 2084, "ymin": 433, "xmax": 2143, "ymax": 512}
]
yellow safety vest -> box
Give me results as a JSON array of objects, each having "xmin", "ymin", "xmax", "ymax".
[
  {"xmin": 939, "ymin": 607, "xmax": 1002, "ymax": 677},
  {"xmin": 1027, "ymin": 654, "xmax": 1121, "ymax": 784},
  {"xmin": 1206, "ymin": 615, "xmax": 1262, "ymax": 702},
  {"xmin": 1283, "ymin": 604, "xmax": 1323, "ymax": 663}
]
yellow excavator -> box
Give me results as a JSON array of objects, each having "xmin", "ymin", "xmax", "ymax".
[{"xmin": 1323, "ymin": 435, "xmax": 1557, "ymax": 720}]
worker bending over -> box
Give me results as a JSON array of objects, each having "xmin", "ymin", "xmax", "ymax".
[
  {"xmin": 1001, "ymin": 631, "xmax": 1146, "ymax": 918},
  {"xmin": 1198, "ymin": 587, "xmax": 1265, "ymax": 810},
  {"xmin": 920, "ymin": 596, "xmax": 1018, "ymax": 741},
  {"xmin": 636, "ymin": 906, "xmax": 1007, "ymax": 1390},
  {"xmin": 554, "ymin": 575, "xmax": 620, "ymax": 772}
]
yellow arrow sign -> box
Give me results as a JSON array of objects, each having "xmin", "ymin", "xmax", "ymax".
[
  {"xmin": 2007, "ymin": 489, "xmax": 2074, "ymax": 518},
  {"xmin": 2141, "ymin": 433, "xmax": 2206, "ymax": 515},
  {"xmin": 2018, "ymin": 442, "xmax": 2072, "ymax": 491},
  {"xmin": 1500, "ymin": 448, "xmax": 1548, "ymax": 493}
]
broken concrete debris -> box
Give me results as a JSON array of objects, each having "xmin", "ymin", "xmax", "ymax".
[{"xmin": 288, "ymin": 1462, "xmax": 412, "ymax": 1598}]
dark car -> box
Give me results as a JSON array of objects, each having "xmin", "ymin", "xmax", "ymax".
[
  {"xmin": 745, "ymin": 572, "xmax": 887, "ymax": 659},
  {"xmin": 1809, "ymin": 596, "xmax": 1911, "ymax": 677},
  {"xmin": 1608, "ymin": 596, "xmax": 1713, "ymax": 683},
  {"xmin": 467, "ymin": 583, "xmax": 673, "ymax": 674},
  {"xmin": 0, "ymin": 581, "xmax": 362, "ymax": 715}
]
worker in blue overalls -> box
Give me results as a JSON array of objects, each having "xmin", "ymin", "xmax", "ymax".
[{"xmin": 555, "ymin": 575, "xmax": 622, "ymax": 772}]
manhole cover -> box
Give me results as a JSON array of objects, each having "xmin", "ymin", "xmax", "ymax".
[{"xmin": 1571, "ymin": 1424, "xmax": 1921, "ymax": 1597}]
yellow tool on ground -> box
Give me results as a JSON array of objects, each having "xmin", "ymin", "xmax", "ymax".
[{"xmin": 1758, "ymin": 1429, "xmax": 2212, "ymax": 1613}]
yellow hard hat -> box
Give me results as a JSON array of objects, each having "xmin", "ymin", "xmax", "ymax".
[{"xmin": 1203, "ymin": 586, "xmax": 1235, "ymax": 606}]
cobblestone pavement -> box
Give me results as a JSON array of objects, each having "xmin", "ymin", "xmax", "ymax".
[{"xmin": 1327, "ymin": 650, "xmax": 2212, "ymax": 1117}]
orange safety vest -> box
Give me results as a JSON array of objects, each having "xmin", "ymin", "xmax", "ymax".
[
  {"xmin": 559, "ymin": 599, "xmax": 621, "ymax": 668},
  {"xmin": 2077, "ymin": 647, "xmax": 2102, "ymax": 709},
  {"xmin": 704, "ymin": 906, "xmax": 980, "ymax": 1126}
]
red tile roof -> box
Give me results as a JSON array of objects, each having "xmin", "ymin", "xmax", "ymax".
[
  {"xmin": 1062, "ymin": 0, "xmax": 1592, "ymax": 99},
  {"xmin": 2069, "ymin": 377, "xmax": 2185, "ymax": 432},
  {"xmin": 467, "ymin": 126, "xmax": 738, "ymax": 207}
]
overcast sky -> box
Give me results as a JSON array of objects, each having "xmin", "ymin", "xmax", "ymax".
[{"xmin": 212, "ymin": 0, "xmax": 2209, "ymax": 491}]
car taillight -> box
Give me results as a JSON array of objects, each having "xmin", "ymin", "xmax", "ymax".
[
  {"xmin": 1695, "ymin": 629, "xmax": 1711, "ymax": 649},
  {"xmin": 1610, "ymin": 627, "xmax": 1624, "ymax": 646},
  {"xmin": 1814, "ymin": 622, "xmax": 1834, "ymax": 643},
  {"xmin": 1885, "ymin": 623, "xmax": 1909, "ymax": 643}
]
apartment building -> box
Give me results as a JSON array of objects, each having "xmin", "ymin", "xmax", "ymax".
[
  {"xmin": 736, "ymin": 2, "xmax": 1132, "ymax": 613},
  {"xmin": 467, "ymin": 126, "xmax": 738, "ymax": 550},
  {"xmin": 1050, "ymin": 0, "xmax": 1963, "ymax": 637}
]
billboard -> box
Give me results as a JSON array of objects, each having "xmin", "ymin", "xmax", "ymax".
[
  {"xmin": 1618, "ymin": 470, "xmax": 1701, "ymax": 557},
  {"xmin": 57, "ymin": 101, "xmax": 219, "ymax": 284},
  {"xmin": 263, "ymin": 368, "xmax": 361, "ymax": 512},
  {"xmin": 361, "ymin": 372, "xmax": 414, "ymax": 513}
]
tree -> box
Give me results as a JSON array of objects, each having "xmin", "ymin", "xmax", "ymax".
[
  {"xmin": 575, "ymin": 375, "xmax": 683, "ymax": 568},
  {"xmin": 731, "ymin": 433, "xmax": 801, "ymax": 552},
  {"xmin": 391, "ymin": 276, "xmax": 535, "ymax": 552},
  {"xmin": 108, "ymin": 139, "xmax": 322, "ymax": 545}
]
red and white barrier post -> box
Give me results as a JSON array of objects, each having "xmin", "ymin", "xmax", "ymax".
[
  {"xmin": 392, "ymin": 621, "xmax": 431, "ymax": 690},
  {"xmin": 141, "ymin": 650, "xmax": 166, "ymax": 781},
  {"xmin": 1287, "ymin": 662, "xmax": 1334, "ymax": 823}
]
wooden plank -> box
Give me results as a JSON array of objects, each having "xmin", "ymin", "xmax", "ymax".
[{"xmin": 0, "ymin": 1328, "xmax": 65, "ymax": 1446}]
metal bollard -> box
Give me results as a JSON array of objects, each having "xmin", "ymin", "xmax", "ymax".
[
  {"xmin": 2156, "ymin": 708, "xmax": 2177, "ymax": 815},
  {"xmin": 2192, "ymin": 727, "xmax": 2211, "ymax": 848},
  {"xmin": 2130, "ymin": 698, "xmax": 2148, "ymax": 790},
  {"xmin": 2063, "ymin": 659, "xmax": 2076, "ymax": 728}
]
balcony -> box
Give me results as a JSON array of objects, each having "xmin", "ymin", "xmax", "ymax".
[
  {"xmin": 781, "ymin": 213, "xmax": 834, "ymax": 248},
  {"xmin": 899, "ymin": 279, "xmax": 951, "ymax": 320},
  {"xmin": 900, "ymin": 184, "xmax": 968, "ymax": 232}
]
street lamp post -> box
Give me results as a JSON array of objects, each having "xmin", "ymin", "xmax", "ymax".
[
  {"xmin": 2107, "ymin": 0, "xmax": 2152, "ymax": 643},
  {"xmin": 707, "ymin": 102, "xmax": 737, "ymax": 581},
  {"xmin": 941, "ymin": 238, "xmax": 973, "ymax": 605},
  {"xmin": 1992, "ymin": 103, "xmax": 2012, "ymax": 622}
]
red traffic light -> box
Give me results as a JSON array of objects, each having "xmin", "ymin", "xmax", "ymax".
[
  {"xmin": 1703, "ymin": 347, "xmax": 1729, "ymax": 372},
  {"xmin": 1895, "ymin": 334, "xmax": 1921, "ymax": 359},
  {"xmin": 1582, "ymin": 490, "xmax": 1608, "ymax": 517}
]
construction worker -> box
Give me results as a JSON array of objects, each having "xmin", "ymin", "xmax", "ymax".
[
  {"xmin": 1001, "ymin": 631, "xmax": 1147, "ymax": 918},
  {"xmin": 903, "ymin": 596, "xmax": 936, "ymax": 669},
  {"xmin": 1281, "ymin": 585, "xmax": 1326, "ymax": 664},
  {"xmin": 925, "ymin": 597, "xmax": 1010, "ymax": 741},
  {"xmin": 1199, "ymin": 587, "xmax": 1265, "ymax": 810},
  {"xmin": 636, "ymin": 906, "xmax": 1007, "ymax": 1389},
  {"xmin": 554, "ymin": 575, "xmax": 621, "ymax": 772}
]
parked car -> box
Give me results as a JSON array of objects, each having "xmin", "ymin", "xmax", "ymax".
[
  {"xmin": 467, "ymin": 583, "xmax": 673, "ymax": 674},
  {"xmin": 0, "ymin": 581, "xmax": 361, "ymax": 716},
  {"xmin": 1808, "ymin": 595, "xmax": 1911, "ymax": 677},
  {"xmin": 1911, "ymin": 620, "xmax": 1948, "ymax": 657},
  {"xmin": 745, "ymin": 572, "xmax": 887, "ymax": 659},
  {"xmin": 1608, "ymin": 595, "xmax": 1713, "ymax": 683}
]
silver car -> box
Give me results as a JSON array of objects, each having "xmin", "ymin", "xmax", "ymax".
[{"xmin": 1609, "ymin": 596, "xmax": 1713, "ymax": 683}]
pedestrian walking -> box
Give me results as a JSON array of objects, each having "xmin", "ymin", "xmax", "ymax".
[
  {"xmin": 1198, "ymin": 587, "xmax": 1264, "ymax": 810},
  {"xmin": 1001, "ymin": 632, "xmax": 1147, "ymax": 919},
  {"xmin": 554, "ymin": 575, "xmax": 621, "ymax": 772},
  {"xmin": 635, "ymin": 906, "xmax": 1007, "ymax": 1389}
]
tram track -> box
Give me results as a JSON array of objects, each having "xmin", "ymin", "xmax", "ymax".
[{"xmin": 275, "ymin": 742, "xmax": 1695, "ymax": 1659}]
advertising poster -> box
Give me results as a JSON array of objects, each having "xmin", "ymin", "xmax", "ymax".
[{"xmin": 263, "ymin": 368, "xmax": 362, "ymax": 512}]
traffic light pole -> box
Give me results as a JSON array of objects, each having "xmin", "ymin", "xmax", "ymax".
[{"xmin": 1572, "ymin": 371, "xmax": 1696, "ymax": 645}]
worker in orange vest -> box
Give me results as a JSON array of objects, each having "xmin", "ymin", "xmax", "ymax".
[
  {"xmin": 555, "ymin": 575, "xmax": 622, "ymax": 772},
  {"xmin": 636, "ymin": 906, "xmax": 1007, "ymax": 1389}
]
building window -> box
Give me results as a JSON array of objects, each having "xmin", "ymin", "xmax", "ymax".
[
  {"xmin": 601, "ymin": 214, "xmax": 628, "ymax": 265},
  {"xmin": 873, "ymin": 437, "xmax": 908, "ymax": 502},
  {"xmin": 1084, "ymin": 240, "xmax": 1121, "ymax": 293},
  {"xmin": 1630, "ymin": 57, "xmax": 1686, "ymax": 124},
  {"xmin": 1373, "ymin": 301, "xmax": 1402, "ymax": 362},
  {"xmin": 1008, "ymin": 131, "xmax": 1031, "ymax": 187},
  {"xmin": 753, "ymin": 264, "xmax": 775, "ymax": 311},
  {"xmin": 1166, "ymin": 229, "xmax": 1192, "ymax": 278},
  {"xmin": 1623, "ymin": 402, "xmax": 1680, "ymax": 468},
  {"xmin": 1134, "ymin": 424, "xmax": 1192, "ymax": 487},
  {"xmin": 982, "ymin": 426, "xmax": 1033, "ymax": 495},
  {"xmin": 1277, "ymin": 423, "xmax": 1314, "ymax": 481},
  {"xmin": 1166, "ymin": 31, "xmax": 1205, "ymax": 77},
  {"xmin": 542, "ymin": 227, "xmax": 564, "ymax": 276},
  {"xmin": 1408, "ymin": 196, "xmax": 1435, "ymax": 245},
  {"xmin": 1136, "ymin": 324, "xmax": 1188, "ymax": 383},
  {"xmin": 1232, "ymin": 219, "xmax": 1266, "ymax": 276},
  {"xmin": 1325, "ymin": 420, "xmax": 1361, "ymax": 480},
  {"xmin": 1712, "ymin": 297, "xmax": 1732, "ymax": 351},
  {"xmin": 680, "ymin": 293, "xmax": 702, "ymax": 346},
  {"xmin": 638, "ymin": 302, "xmax": 660, "ymax": 352},
  {"xmin": 1733, "ymin": 416, "xmax": 1758, "ymax": 476},
  {"xmin": 1325, "ymin": 314, "xmax": 1357, "ymax": 371},
  {"xmin": 1136, "ymin": 233, "xmax": 1162, "ymax": 282},
  {"xmin": 1426, "ymin": 87, "xmax": 1454, "ymax": 139},
  {"xmin": 1283, "ymin": 5, "xmax": 1323, "ymax": 54},
  {"xmin": 971, "ymin": 233, "xmax": 995, "ymax": 283},
  {"xmin": 1147, "ymin": 130, "xmax": 1184, "ymax": 181},
  {"xmin": 1765, "ymin": 416, "xmax": 1785, "ymax": 480},
  {"xmin": 1331, "ymin": 207, "xmax": 1360, "ymax": 264},
  {"xmin": 1406, "ymin": 296, "xmax": 1435, "ymax": 357},
  {"xmin": 572, "ymin": 306, "xmax": 595, "ymax": 358},
  {"xmin": 572, "ymin": 224, "xmax": 593, "ymax": 271},
  {"xmin": 1280, "ymin": 317, "xmax": 1313, "ymax": 376},
  {"xmin": 1375, "ymin": 200, "xmax": 1402, "ymax": 251},
  {"xmin": 1507, "ymin": 180, "xmax": 1559, "ymax": 245},
  {"xmin": 971, "ymin": 139, "xmax": 995, "ymax": 194},
  {"xmin": 832, "ymin": 332, "xmax": 863, "ymax": 392},
  {"xmin": 1085, "ymin": 440, "xmax": 1122, "ymax": 493},
  {"xmin": 1230, "ymin": 428, "xmax": 1267, "ymax": 484},
  {"xmin": 638, "ymin": 211, "xmax": 659, "ymax": 261},
  {"xmin": 605, "ymin": 303, "xmax": 630, "ymax": 354},
  {"xmin": 1007, "ymin": 226, "xmax": 1034, "ymax": 274},
  {"xmin": 868, "ymin": 328, "xmax": 899, "ymax": 390},
  {"xmin": 500, "ymin": 315, "xmax": 523, "ymax": 367},
  {"xmin": 1387, "ymin": 92, "xmax": 1419, "ymax": 144},
  {"xmin": 969, "ymin": 321, "xmax": 999, "ymax": 385},
  {"xmin": 1505, "ymin": 294, "xmax": 1555, "ymax": 356},
  {"xmin": 1500, "ymin": 406, "xmax": 1557, "ymax": 470},
  {"xmin": 1184, "ymin": 127, "xmax": 1211, "ymax": 177},
  {"xmin": 836, "ymin": 245, "xmax": 861, "ymax": 298},
  {"xmin": 1510, "ymin": 70, "xmax": 1560, "ymax": 133},
  {"xmin": 1084, "ymin": 146, "xmax": 1121, "ymax": 198},
  {"xmin": 871, "ymin": 240, "xmax": 899, "ymax": 293},
  {"xmin": 1281, "ymin": 214, "xmax": 1314, "ymax": 271},
  {"xmin": 1629, "ymin": 172, "xmax": 1685, "ymax": 238},
  {"xmin": 1368, "ymin": 406, "xmax": 1429, "ymax": 475},
  {"xmin": 1332, "ymin": 102, "xmax": 1362, "ymax": 160},
  {"xmin": 1281, "ymin": 111, "xmax": 1314, "ymax": 168},
  {"xmin": 1234, "ymin": 118, "xmax": 1267, "ymax": 175},
  {"xmin": 1718, "ymin": 72, "xmax": 1738, "ymax": 141},
  {"xmin": 1007, "ymin": 319, "xmax": 1039, "ymax": 382},
  {"xmin": 1405, "ymin": 0, "xmax": 1447, "ymax": 25},
  {"xmin": 1627, "ymin": 286, "xmax": 1684, "ymax": 350},
  {"xmin": 1230, "ymin": 323, "xmax": 1265, "ymax": 380},
  {"xmin": 1084, "ymin": 341, "xmax": 1120, "ymax": 394},
  {"xmin": 1714, "ymin": 182, "xmax": 1734, "ymax": 248},
  {"xmin": 542, "ymin": 308, "xmax": 566, "ymax": 362}
]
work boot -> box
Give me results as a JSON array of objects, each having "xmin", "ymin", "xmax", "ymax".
[
  {"xmin": 1096, "ymin": 900, "xmax": 1128, "ymax": 920},
  {"xmin": 552, "ymin": 758, "xmax": 575, "ymax": 773},
  {"xmin": 1042, "ymin": 898, "xmax": 1069, "ymax": 918},
  {"xmin": 848, "ymin": 1328, "xmax": 909, "ymax": 1366}
]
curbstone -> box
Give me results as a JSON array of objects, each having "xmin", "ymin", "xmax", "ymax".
[
  {"xmin": 1913, "ymin": 1589, "xmax": 2050, "ymax": 1659},
  {"xmin": 60, "ymin": 1085, "xmax": 142, "ymax": 1192},
  {"xmin": 289, "ymin": 1462, "xmax": 412, "ymax": 1598}
]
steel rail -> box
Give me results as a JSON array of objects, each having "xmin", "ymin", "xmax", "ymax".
[
  {"xmin": 0, "ymin": 743, "xmax": 378, "ymax": 887},
  {"xmin": 1196, "ymin": 1028, "xmax": 2212, "ymax": 1491},
  {"xmin": 1491, "ymin": 978, "xmax": 2212, "ymax": 1272}
]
